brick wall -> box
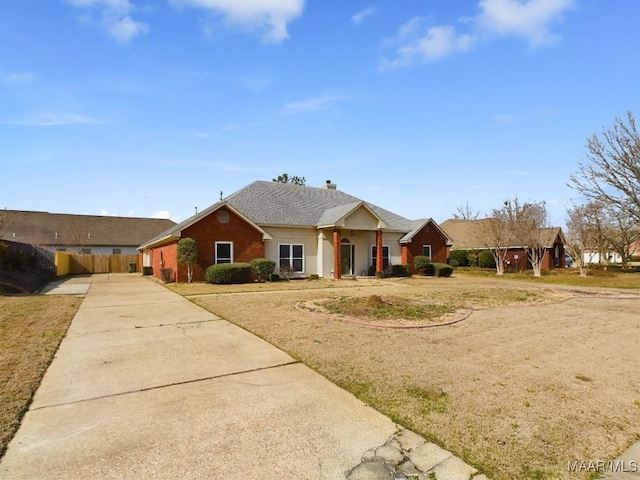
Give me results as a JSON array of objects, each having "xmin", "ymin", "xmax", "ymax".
[
  {"xmin": 150, "ymin": 243, "xmax": 178, "ymax": 281},
  {"xmin": 402, "ymin": 222, "xmax": 450, "ymax": 273},
  {"xmin": 181, "ymin": 206, "xmax": 265, "ymax": 282}
]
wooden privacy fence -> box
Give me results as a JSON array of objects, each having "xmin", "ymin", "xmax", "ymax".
[
  {"xmin": 56, "ymin": 253, "xmax": 140, "ymax": 275},
  {"xmin": 4, "ymin": 240, "xmax": 55, "ymax": 273}
]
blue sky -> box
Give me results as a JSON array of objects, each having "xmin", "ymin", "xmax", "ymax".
[{"xmin": 2, "ymin": 0, "xmax": 639, "ymax": 228}]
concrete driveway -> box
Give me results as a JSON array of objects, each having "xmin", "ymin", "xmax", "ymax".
[
  {"xmin": 0, "ymin": 275, "xmax": 395, "ymax": 479},
  {"xmin": 0, "ymin": 274, "xmax": 484, "ymax": 480}
]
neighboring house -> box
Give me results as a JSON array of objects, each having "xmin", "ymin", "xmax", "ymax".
[
  {"xmin": 0, "ymin": 210, "xmax": 176, "ymax": 254},
  {"xmin": 440, "ymin": 218, "xmax": 567, "ymax": 270},
  {"xmin": 583, "ymin": 238, "xmax": 640, "ymax": 264},
  {"xmin": 138, "ymin": 180, "xmax": 453, "ymax": 282}
]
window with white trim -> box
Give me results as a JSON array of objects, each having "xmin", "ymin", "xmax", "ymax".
[
  {"xmin": 215, "ymin": 241, "xmax": 233, "ymax": 264},
  {"xmin": 371, "ymin": 245, "xmax": 390, "ymax": 269},
  {"xmin": 279, "ymin": 244, "xmax": 304, "ymax": 273},
  {"xmin": 423, "ymin": 245, "xmax": 432, "ymax": 260}
]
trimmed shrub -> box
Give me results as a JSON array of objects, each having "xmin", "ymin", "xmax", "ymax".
[
  {"xmin": 309, "ymin": 274, "xmax": 319, "ymax": 280},
  {"xmin": 205, "ymin": 263, "xmax": 252, "ymax": 284},
  {"xmin": 478, "ymin": 249, "xmax": 496, "ymax": 268},
  {"xmin": 391, "ymin": 264, "xmax": 410, "ymax": 277},
  {"xmin": 433, "ymin": 263, "xmax": 454, "ymax": 277},
  {"xmin": 448, "ymin": 250, "xmax": 470, "ymax": 267},
  {"xmin": 250, "ymin": 258, "xmax": 276, "ymax": 281},
  {"xmin": 423, "ymin": 263, "xmax": 435, "ymax": 276},
  {"xmin": 269, "ymin": 273, "xmax": 280, "ymax": 282},
  {"xmin": 413, "ymin": 255, "xmax": 432, "ymax": 275},
  {"xmin": 368, "ymin": 265, "xmax": 376, "ymax": 276},
  {"xmin": 449, "ymin": 259, "xmax": 459, "ymax": 268}
]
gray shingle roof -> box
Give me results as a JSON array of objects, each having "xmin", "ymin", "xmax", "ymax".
[
  {"xmin": 0, "ymin": 210, "xmax": 176, "ymax": 247},
  {"xmin": 315, "ymin": 201, "xmax": 364, "ymax": 227},
  {"xmin": 225, "ymin": 181, "xmax": 414, "ymax": 230},
  {"xmin": 139, "ymin": 181, "xmax": 431, "ymax": 249}
]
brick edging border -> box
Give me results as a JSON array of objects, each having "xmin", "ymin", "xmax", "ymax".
[{"xmin": 296, "ymin": 300, "xmax": 473, "ymax": 329}]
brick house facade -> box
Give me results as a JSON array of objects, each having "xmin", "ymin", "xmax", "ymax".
[
  {"xmin": 139, "ymin": 181, "xmax": 452, "ymax": 281},
  {"xmin": 440, "ymin": 219, "xmax": 567, "ymax": 271}
]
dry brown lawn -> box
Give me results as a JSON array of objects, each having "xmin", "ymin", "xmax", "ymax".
[
  {"xmin": 0, "ymin": 295, "xmax": 81, "ymax": 458},
  {"xmin": 182, "ymin": 274, "xmax": 640, "ymax": 480}
]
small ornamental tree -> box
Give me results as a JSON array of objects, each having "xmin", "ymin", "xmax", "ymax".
[
  {"xmin": 250, "ymin": 258, "xmax": 276, "ymax": 281},
  {"xmin": 177, "ymin": 237, "xmax": 199, "ymax": 283}
]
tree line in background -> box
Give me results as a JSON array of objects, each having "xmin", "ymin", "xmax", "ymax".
[{"xmin": 454, "ymin": 111, "xmax": 640, "ymax": 276}]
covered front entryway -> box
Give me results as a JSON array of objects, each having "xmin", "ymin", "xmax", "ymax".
[
  {"xmin": 325, "ymin": 203, "xmax": 390, "ymax": 279},
  {"xmin": 340, "ymin": 238, "xmax": 355, "ymax": 275}
]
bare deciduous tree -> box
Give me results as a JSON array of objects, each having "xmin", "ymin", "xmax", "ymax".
[
  {"xmin": 569, "ymin": 111, "xmax": 640, "ymax": 223},
  {"xmin": 601, "ymin": 205, "xmax": 640, "ymax": 269},
  {"xmin": 565, "ymin": 202, "xmax": 599, "ymax": 276},
  {"xmin": 479, "ymin": 198, "xmax": 549, "ymax": 276},
  {"xmin": 453, "ymin": 201, "xmax": 480, "ymax": 221},
  {"xmin": 478, "ymin": 201, "xmax": 521, "ymax": 275},
  {"xmin": 514, "ymin": 200, "xmax": 549, "ymax": 278}
]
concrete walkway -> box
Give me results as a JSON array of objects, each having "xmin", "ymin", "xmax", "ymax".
[{"xmin": 0, "ymin": 274, "xmax": 486, "ymax": 480}]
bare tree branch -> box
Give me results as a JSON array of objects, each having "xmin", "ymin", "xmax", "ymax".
[
  {"xmin": 565, "ymin": 202, "xmax": 600, "ymax": 276},
  {"xmin": 453, "ymin": 201, "xmax": 480, "ymax": 221},
  {"xmin": 569, "ymin": 111, "xmax": 640, "ymax": 223}
]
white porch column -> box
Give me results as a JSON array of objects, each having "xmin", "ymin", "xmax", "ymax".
[{"xmin": 317, "ymin": 232, "xmax": 326, "ymax": 277}]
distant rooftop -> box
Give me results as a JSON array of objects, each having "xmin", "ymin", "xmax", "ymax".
[{"xmin": 0, "ymin": 210, "xmax": 176, "ymax": 247}]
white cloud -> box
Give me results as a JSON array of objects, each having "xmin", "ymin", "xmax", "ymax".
[
  {"xmin": 107, "ymin": 14, "xmax": 149, "ymax": 43},
  {"xmin": 380, "ymin": 20, "xmax": 474, "ymax": 70},
  {"xmin": 5, "ymin": 113, "xmax": 102, "ymax": 127},
  {"xmin": 193, "ymin": 124, "xmax": 242, "ymax": 138},
  {"xmin": 65, "ymin": 0, "xmax": 149, "ymax": 43},
  {"xmin": 151, "ymin": 210, "xmax": 182, "ymax": 222},
  {"xmin": 100, "ymin": 209, "xmax": 137, "ymax": 217},
  {"xmin": 494, "ymin": 113, "xmax": 514, "ymax": 123},
  {"xmin": 1, "ymin": 71, "xmax": 37, "ymax": 83},
  {"xmin": 281, "ymin": 94, "xmax": 346, "ymax": 115},
  {"xmin": 476, "ymin": 0, "xmax": 575, "ymax": 47},
  {"xmin": 169, "ymin": 0, "xmax": 304, "ymax": 43},
  {"xmin": 352, "ymin": 7, "xmax": 375, "ymax": 25},
  {"xmin": 380, "ymin": 0, "xmax": 575, "ymax": 69}
]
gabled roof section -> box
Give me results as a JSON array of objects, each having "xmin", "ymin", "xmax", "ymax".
[
  {"xmin": 316, "ymin": 201, "xmax": 388, "ymax": 229},
  {"xmin": 440, "ymin": 219, "xmax": 489, "ymax": 249},
  {"xmin": 538, "ymin": 227, "xmax": 566, "ymax": 248},
  {"xmin": 138, "ymin": 201, "xmax": 272, "ymax": 250},
  {"xmin": 0, "ymin": 210, "xmax": 176, "ymax": 247},
  {"xmin": 223, "ymin": 181, "xmax": 412, "ymax": 231},
  {"xmin": 441, "ymin": 219, "xmax": 566, "ymax": 249},
  {"xmin": 399, "ymin": 218, "xmax": 454, "ymax": 245}
]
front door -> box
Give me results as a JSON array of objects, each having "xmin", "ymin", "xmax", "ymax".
[{"xmin": 341, "ymin": 244, "xmax": 354, "ymax": 275}]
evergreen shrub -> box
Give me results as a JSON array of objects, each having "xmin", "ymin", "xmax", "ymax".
[
  {"xmin": 433, "ymin": 263, "xmax": 454, "ymax": 277},
  {"xmin": 205, "ymin": 263, "xmax": 252, "ymax": 284}
]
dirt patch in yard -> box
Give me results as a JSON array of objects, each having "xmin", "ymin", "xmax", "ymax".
[{"xmin": 188, "ymin": 275, "xmax": 640, "ymax": 480}]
